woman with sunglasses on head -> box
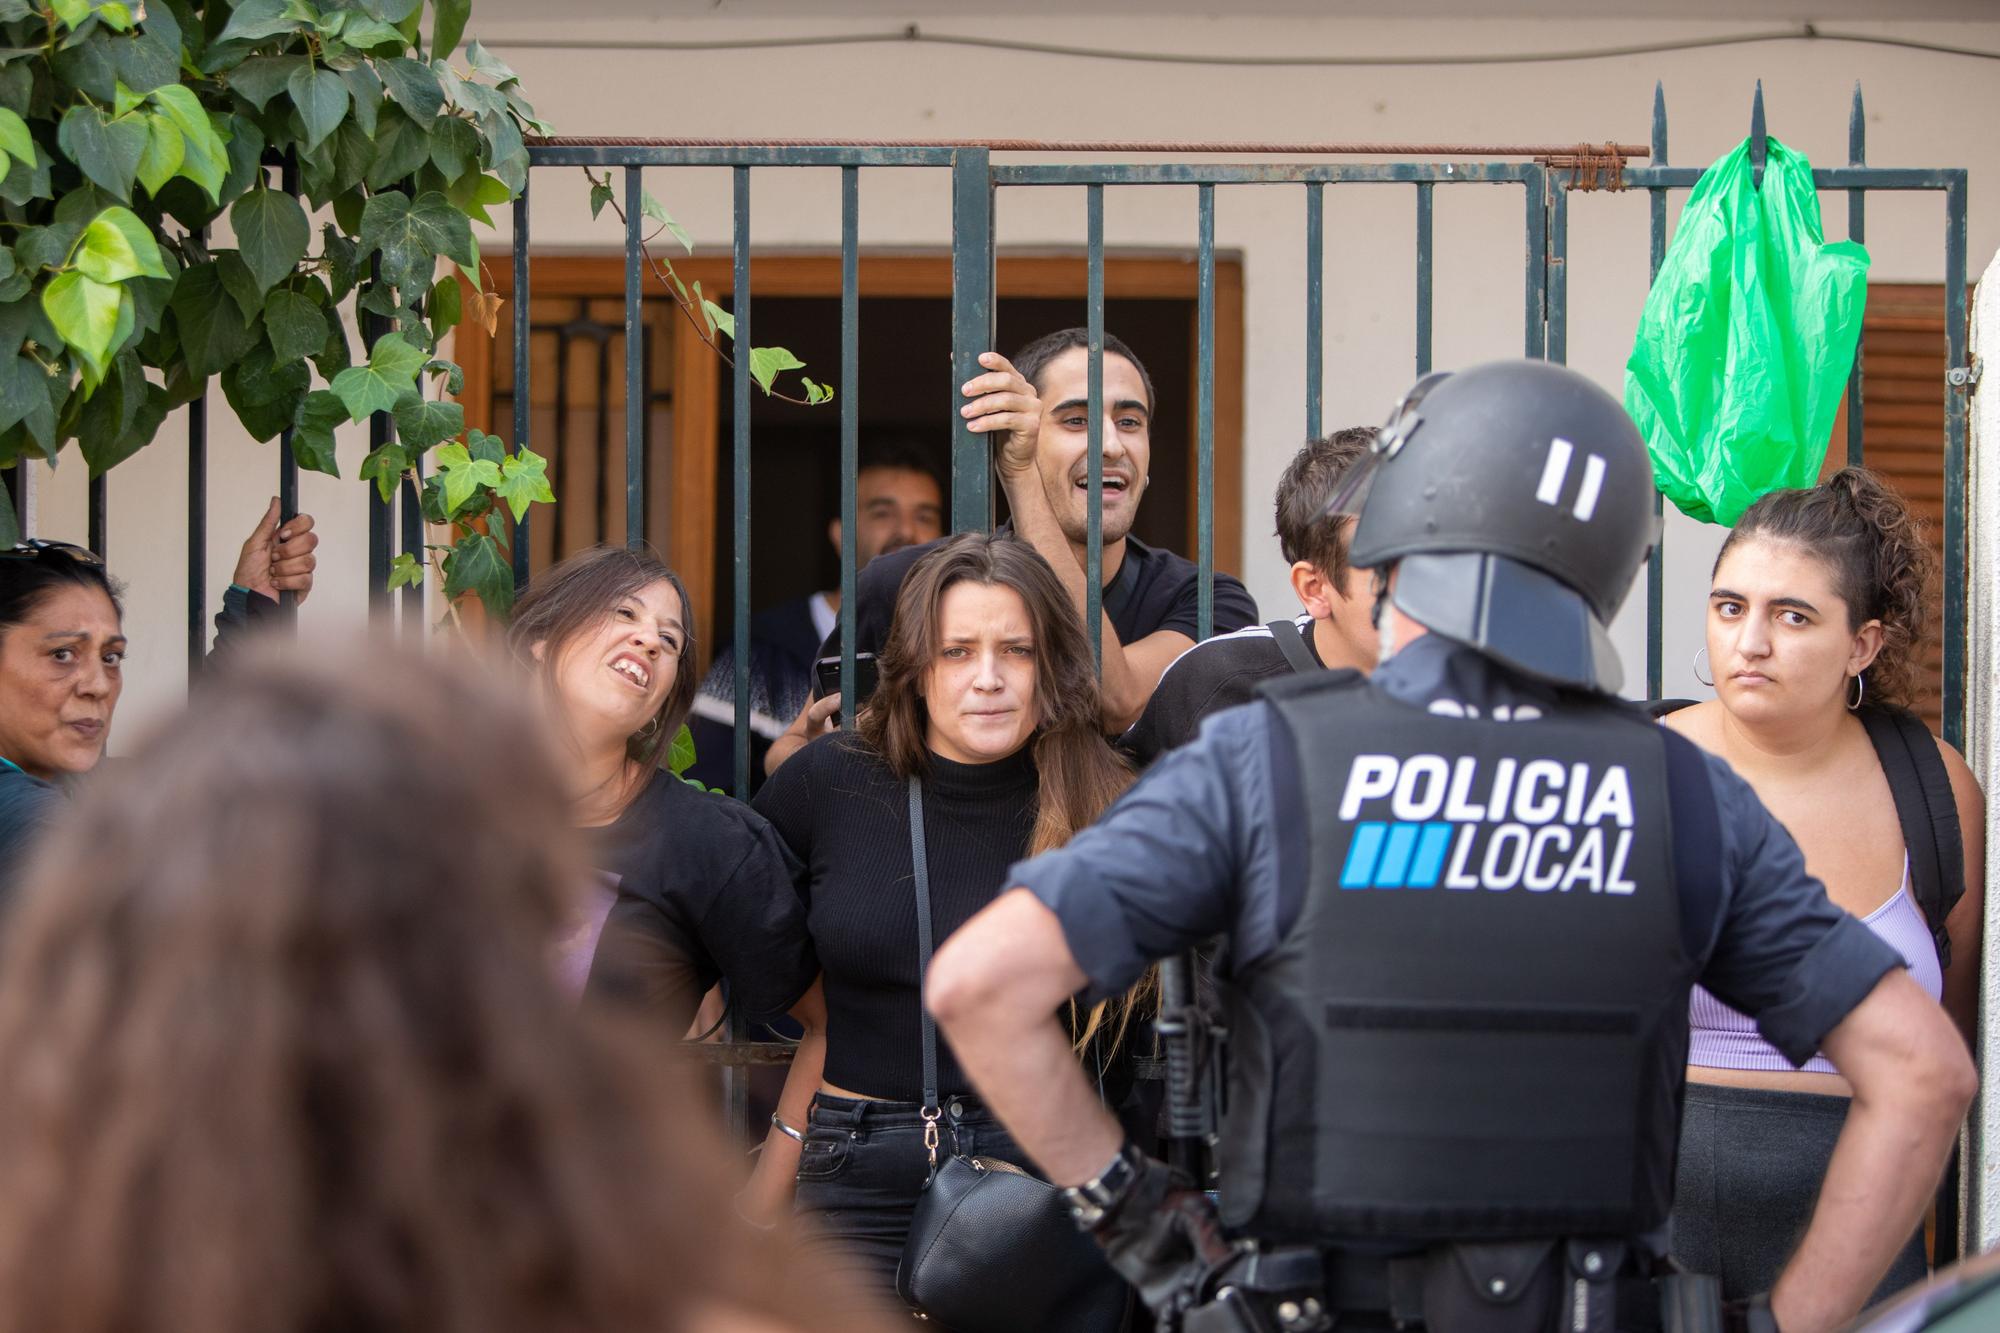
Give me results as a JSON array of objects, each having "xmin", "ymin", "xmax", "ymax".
[
  {"xmin": 0, "ymin": 500, "xmax": 317, "ymax": 905},
  {"xmin": 1662, "ymin": 468, "xmax": 1985, "ymax": 1306},
  {"xmin": 505, "ymin": 545, "xmax": 825, "ymax": 1225}
]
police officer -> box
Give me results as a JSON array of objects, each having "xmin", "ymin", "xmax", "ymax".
[{"xmin": 926, "ymin": 361, "xmax": 1974, "ymax": 1333}]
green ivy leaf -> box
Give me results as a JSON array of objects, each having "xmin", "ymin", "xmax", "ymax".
[
  {"xmin": 291, "ymin": 387, "xmax": 346, "ymax": 476},
  {"xmin": 358, "ymin": 440, "xmax": 408, "ymax": 501},
  {"xmin": 220, "ymin": 341, "xmax": 308, "ymax": 441},
  {"xmin": 701, "ymin": 297, "xmax": 733, "ymax": 339},
  {"xmin": 216, "ymin": 251, "xmax": 265, "ymax": 320},
  {"xmin": 134, "ymin": 113, "xmax": 182, "ymax": 196},
  {"xmin": 377, "ymin": 55, "xmax": 443, "ymax": 122},
  {"xmin": 42, "ymin": 270, "xmax": 124, "ymax": 380},
  {"xmin": 0, "ymin": 352, "xmax": 49, "ymax": 437},
  {"xmin": 495, "ymin": 445, "xmax": 552, "ymax": 522},
  {"xmin": 426, "ymin": 114, "xmax": 478, "ymax": 184},
  {"xmin": 390, "ymin": 388, "xmax": 461, "ymax": 448},
  {"xmin": 357, "ymin": 187, "xmax": 473, "ymax": 299},
  {"xmin": 338, "ymin": 61, "xmax": 382, "ymax": 136},
  {"xmin": 0, "ymin": 106, "xmax": 32, "ymax": 172},
  {"xmin": 442, "ymin": 528, "xmax": 510, "ymax": 618},
  {"xmin": 748, "ymin": 346, "xmax": 806, "ymax": 395},
  {"xmin": 668, "ymin": 722, "xmax": 697, "ymax": 777},
  {"xmin": 588, "ymin": 178, "xmax": 613, "ymax": 220},
  {"xmin": 170, "ymin": 262, "xmax": 259, "ymax": 378},
  {"xmin": 429, "ymin": 270, "xmax": 462, "ymax": 333},
  {"xmin": 50, "ymin": 0, "xmax": 89, "ymax": 29},
  {"xmin": 363, "ymin": 106, "xmax": 431, "ymax": 191},
  {"xmin": 430, "ymin": 0, "xmax": 470, "ymax": 61},
  {"xmin": 222, "ymin": 53, "xmax": 306, "ymax": 110},
  {"xmin": 58, "ymin": 105, "xmax": 147, "ymax": 201},
  {"xmin": 286, "ymin": 63, "xmax": 348, "ymax": 152},
  {"xmin": 466, "ymin": 426, "xmax": 504, "ymax": 465},
  {"xmin": 463, "ymin": 40, "xmax": 516, "ymax": 84},
  {"xmin": 230, "ymin": 186, "xmax": 309, "ymax": 291},
  {"xmin": 432, "ymin": 438, "xmax": 500, "ymax": 514},
  {"xmin": 639, "ymin": 189, "xmax": 694, "ymax": 255},
  {"xmin": 111, "ymin": 81, "xmax": 145, "ymax": 118},
  {"xmin": 148, "ymin": 85, "xmax": 226, "ymax": 201},
  {"xmin": 361, "ymin": 0, "xmax": 421, "ymax": 23},
  {"xmin": 329, "ymin": 329, "xmax": 426, "ymax": 419},
  {"xmin": 214, "ymin": 0, "xmax": 299, "ymax": 45},
  {"xmin": 387, "ymin": 549, "xmax": 423, "ymax": 591},
  {"xmin": 263, "ymin": 287, "xmax": 322, "ymax": 364},
  {"xmin": 322, "ymin": 222, "xmax": 360, "ymax": 300},
  {"xmin": 74, "ymin": 205, "xmax": 169, "ymax": 283},
  {"xmin": 337, "ymin": 13, "xmax": 403, "ymax": 48}
]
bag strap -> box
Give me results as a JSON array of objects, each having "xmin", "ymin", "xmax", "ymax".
[
  {"xmin": 1858, "ymin": 707, "xmax": 1965, "ymax": 968},
  {"xmin": 908, "ymin": 776, "xmax": 944, "ymax": 1165},
  {"xmin": 1268, "ymin": 619, "xmax": 1319, "ymax": 676}
]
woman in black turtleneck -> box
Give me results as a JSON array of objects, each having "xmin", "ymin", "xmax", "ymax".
[{"xmin": 749, "ymin": 532, "xmax": 1135, "ymax": 1310}]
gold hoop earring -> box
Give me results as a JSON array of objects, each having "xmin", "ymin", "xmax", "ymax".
[
  {"xmin": 1847, "ymin": 672, "xmax": 1865, "ymax": 712},
  {"xmin": 1692, "ymin": 647, "xmax": 1713, "ymax": 688}
]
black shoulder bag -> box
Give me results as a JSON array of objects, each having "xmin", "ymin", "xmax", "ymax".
[{"xmin": 894, "ymin": 777, "xmax": 1130, "ymax": 1333}]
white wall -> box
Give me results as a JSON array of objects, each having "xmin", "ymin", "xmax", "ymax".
[{"xmin": 34, "ymin": 11, "xmax": 2000, "ymax": 739}]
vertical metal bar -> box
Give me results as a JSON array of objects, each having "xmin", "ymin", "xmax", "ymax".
[
  {"xmin": 277, "ymin": 156, "xmax": 300, "ymax": 622},
  {"xmin": 1524, "ymin": 165, "xmax": 1548, "ymax": 360},
  {"xmin": 399, "ymin": 465, "xmax": 422, "ymax": 635},
  {"xmin": 594, "ymin": 334, "xmax": 611, "ymax": 540},
  {"xmin": 949, "ymin": 148, "xmax": 995, "ymax": 533},
  {"xmin": 1085, "ymin": 184, "xmax": 1105, "ymax": 670},
  {"xmin": 512, "ymin": 180, "xmax": 532, "ymax": 591},
  {"xmin": 1415, "ymin": 182, "xmax": 1434, "ymax": 376},
  {"xmin": 366, "ymin": 269, "xmax": 392, "ymax": 621},
  {"xmin": 1646, "ymin": 83, "xmax": 1668, "ymax": 702},
  {"xmin": 1196, "ymin": 185, "xmax": 1216, "ymax": 643},
  {"xmin": 553, "ymin": 327, "xmax": 570, "ymax": 555},
  {"xmin": 623, "ymin": 166, "xmax": 645, "ymax": 548},
  {"xmin": 1547, "ymin": 186, "xmax": 1568, "ymax": 367},
  {"xmin": 1846, "ymin": 84, "xmax": 1867, "ymax": 470},
  {"xmin": 1942, "ymin": 172, "xmax": 1968, "ymax": 751},
  {"xmin": 1305, "ymin": 180, "xmax": 1323, "ymax": 440},
  {"xmin": 839, "ymin": 166, "xmax": 860, "ymax": 722},
  {"xmin": 731, "ymin": 166, "xmax": 753, "ymax": 807},
  {"xmin": 187, "ymin": 222, "xmax": 208, "ymax": 672},
  {"xmin": 724, "ymin": 164, "xmax": 753, "ymax": 1142},
  {"xmin": 87, "ymin": 475, "xmax": 105, "ymax": 560}
]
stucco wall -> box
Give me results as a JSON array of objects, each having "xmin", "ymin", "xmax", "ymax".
[{"xmin": 31, "ymin": 12, "xmax": 2000, "ymax": 741}]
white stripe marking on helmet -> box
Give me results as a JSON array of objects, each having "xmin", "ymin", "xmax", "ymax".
[
  {"xmin": 1572, "ymin": 453, "xmax": 1606, "ymax": 522},
  {"xmin": 1535, "ymin": 437, "xmax": 1574, "ymax": 507}
]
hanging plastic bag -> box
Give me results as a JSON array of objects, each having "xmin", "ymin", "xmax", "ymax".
[{"xmin": 1624, "ymin": 136, "xmax": 1870, "ymax": 526}]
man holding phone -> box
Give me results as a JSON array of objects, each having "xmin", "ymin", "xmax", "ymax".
[
  {"xmin": 766, "ymin": 328, "xmax": 1259, "ymax": 775},
  {"xmin": 685, "ymin": 444, "xmax": 943, "ymax": 794}
]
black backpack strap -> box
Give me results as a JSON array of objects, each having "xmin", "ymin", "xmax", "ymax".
[
  {"xmin": 1858, "ymin": 707, "xmax": 1965, "ymax": 968},
  {"xmin": 1267, "ymin": 619, "xmax": 1319, "ymax": 676}
]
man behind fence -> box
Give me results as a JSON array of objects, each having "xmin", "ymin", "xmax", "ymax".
[
  {"xmin": 924, "ymin": 360, "xmax": 1973, "ymax": 1333},
  {"xmin": 765, "ymin": 328, "xmax": 1259, "ymax": 773}
]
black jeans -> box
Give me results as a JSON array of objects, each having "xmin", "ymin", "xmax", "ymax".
[{"xmin": 794, "ymin": 1091, "xmax": 1035, "ymax": 1313}]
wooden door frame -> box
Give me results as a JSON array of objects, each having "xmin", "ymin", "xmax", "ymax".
[{"xmin": 456, "ymin": 251, "xmax": 1246, "ymax": 660}]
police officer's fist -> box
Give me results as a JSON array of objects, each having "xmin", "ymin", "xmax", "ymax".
[{"xmin": 1090, "ymin": 1156, "xmax": 1232, "ymax": 1315}]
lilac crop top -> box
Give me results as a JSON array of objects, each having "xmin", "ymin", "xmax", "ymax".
[{"xmin": 1688, "ymin": 858, "xmax": 1943, "ymax": 1075}]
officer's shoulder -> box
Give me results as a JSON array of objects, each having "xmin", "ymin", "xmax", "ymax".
[{"xmin": 1255, "ymin": 666, "xmax": 1368, "ymax": 704}]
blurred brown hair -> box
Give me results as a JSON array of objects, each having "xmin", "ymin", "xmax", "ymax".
[
  {"xmin": 0, "ymin": 644, "xmax": 880, "ymax": 1333},
  {"xmin": 507, "ymin": 543, "xmax": 699, "ymax": 773}
]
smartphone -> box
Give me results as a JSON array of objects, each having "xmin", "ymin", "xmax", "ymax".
[{"xmin": 813, "ymin": 653, "xmax": 879, "ymax": 726}]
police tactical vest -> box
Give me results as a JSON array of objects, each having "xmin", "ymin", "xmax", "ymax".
[{"xmin": 1218, "ymin": 672, "xmax": 1691, "ymax": 1244}]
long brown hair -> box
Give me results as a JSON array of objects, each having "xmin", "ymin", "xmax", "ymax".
[
  {"xmin": 857, "ymin": 533, "xmax": 1148, "ymax": 1048},
  {"xmin": 0, "ymin": 647, "xmax": 882, "ymax": 1333},
  {"xmin": 858, "ymin": 532, "xmax": 1131, "ymax": 857},
  {"xmin": 1716, "ymin": 467, "xmax": 1936, "ymax": 711},
  {"xmin": 506, "ymin": 544, "xmax": 698, "ymax": 773}
]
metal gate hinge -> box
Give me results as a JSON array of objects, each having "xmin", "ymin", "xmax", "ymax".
[{"xmin": 1947, "ymin": 359, "xmax": 1981, "ymax": 390}]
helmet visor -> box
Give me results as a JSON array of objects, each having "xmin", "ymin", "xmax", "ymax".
[{"xmin": 1391, "ymin": 551, "xmax": 1626, "ymax": 695}]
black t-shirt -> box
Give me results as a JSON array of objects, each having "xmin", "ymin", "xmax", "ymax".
[
  {"xmin": 753, "ymin": 732, "xmax": 1038, "ymax": 1102},
  {"xmin": 1121, "ymin": 613, "xmax": 1322, "ymax": 765},
  {"xmin": 584, "ymin": 769, "xmax": 817, "ymax": 1034},
  {"xmin": 822, "ymin": 531, "xmax": 1259, "ymax": 662}
]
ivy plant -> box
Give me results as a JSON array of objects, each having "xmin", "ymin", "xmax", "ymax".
[{"xmin": 0, "ymin": 0, "xmax": 550, "ymax": 615}]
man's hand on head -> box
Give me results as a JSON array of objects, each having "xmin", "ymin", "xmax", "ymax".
[
  {"xmin": 233, "ymin": 497, "xmax": 320, "ymax": 605},
  {"xmin": 960, "ymin": 352, "xmax": 1041, "ymax": 479}
]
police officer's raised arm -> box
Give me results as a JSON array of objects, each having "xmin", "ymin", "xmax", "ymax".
[
  {"xmin": 1696, "ymin": 752, "xmax": 1975, "ymax": 1332},
  {"xmin": 929, "ymin": 705, "xmax": 1262, "ymax": 1184}
]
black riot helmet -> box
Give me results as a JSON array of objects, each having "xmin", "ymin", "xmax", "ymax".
[{"xmin": 1336, "ymin": 360, "xmax": 1657, "ymax": 694}]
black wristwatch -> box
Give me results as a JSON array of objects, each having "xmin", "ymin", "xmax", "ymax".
[{"xmin": 1061, "ymin": 1141, "xmax": 1147, "ymax": 1230}]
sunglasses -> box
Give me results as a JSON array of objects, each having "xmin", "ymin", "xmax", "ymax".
[{"xmin": 0, "ymin": 539, "xmax": 105, "ymax": 567}]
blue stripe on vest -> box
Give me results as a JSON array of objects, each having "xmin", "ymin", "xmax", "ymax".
[
  {"xmin": 1375, "ymin": 823, "xmax": 1420, "ymax": 888},
  {"xmin": 1342, "ymin": 822, "xmax": 1387, "ymax": 888},
  {"xmin": 1410, "ymin": 822, "xmax": 1454, "ymax": 888}
]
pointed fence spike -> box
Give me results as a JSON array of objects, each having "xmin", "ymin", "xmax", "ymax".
[
  {"xmin": 1849, "ymin": 82, "xmax": 1866, "ymax": 166},
  {"xmin": 1651, "ymin": 81, "xmax": 1668, "ymax": 163},
  {"xmin": 1749, "ymin": 81, "xmax": 1767, "ymax": 189}
]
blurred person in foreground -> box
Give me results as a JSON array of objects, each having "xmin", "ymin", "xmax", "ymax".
[{"xmin": 0, "ymin": 644, "xmax": 894, "ymax": 1333}]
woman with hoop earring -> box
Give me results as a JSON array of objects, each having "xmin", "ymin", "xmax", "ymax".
[
  {"xmin": 1659, "ymin": 469, "xmax": 1985, "ymax": 1305},
  {"xmin": 507, "ymin": 545, "xmax": 827, "ymax": 1227}
]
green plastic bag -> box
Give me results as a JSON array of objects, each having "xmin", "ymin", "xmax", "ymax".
[{"xmin": 1623, "ymin": 136, "xmax": 1870, "ymax": 526}]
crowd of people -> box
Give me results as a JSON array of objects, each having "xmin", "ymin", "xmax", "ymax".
[{"xmin": 0, "ymin": 327, "xmax": 1982, "ymax": 1333}]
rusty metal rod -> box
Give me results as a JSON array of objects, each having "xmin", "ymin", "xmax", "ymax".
[{"xmin": 530, "ymin": 135, "xmax": 1650, "ymax": 159}]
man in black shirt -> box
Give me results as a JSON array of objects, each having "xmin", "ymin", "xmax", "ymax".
[
  {"xmin": 766, "ymin": 329, "xmax": 1258, "ymax": 774},
  {"xmin": 1123, "ymin": 428, "xmax": 1377, "ymax": 765}
]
